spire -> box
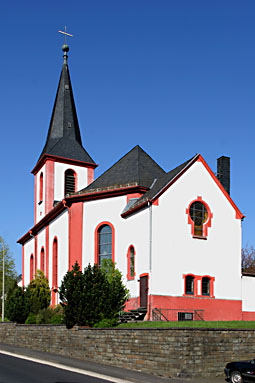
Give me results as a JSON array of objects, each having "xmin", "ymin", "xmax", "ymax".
[{"xmin": 37, "ymin": 44, "xmax": 95, "ymax": 165}]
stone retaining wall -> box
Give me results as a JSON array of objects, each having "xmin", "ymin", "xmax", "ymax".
[{"xmin": 0, "ymin": 322, "xmax": 254, "ymax": 378}]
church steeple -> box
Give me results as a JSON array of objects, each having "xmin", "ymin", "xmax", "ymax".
[
  {"xmin": 38, "ymin": 44, "xmax": 95, "ymax": 165},
  {"xmin": 32, "ymin": 44, "xmax": 97, "ymax": 224}
]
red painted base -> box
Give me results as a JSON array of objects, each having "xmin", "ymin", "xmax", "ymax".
[
  {"xmin": 125, "ymin": 295, "xmax": 248, "ymax": 321},
  {"xmin": 242, "ymin": 312, "xmax": 255, "ymax": 320}
]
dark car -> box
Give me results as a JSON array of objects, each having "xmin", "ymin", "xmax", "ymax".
[{"xmin": 225, "ymin": 359, "xmax": 255, "ymax": 382}]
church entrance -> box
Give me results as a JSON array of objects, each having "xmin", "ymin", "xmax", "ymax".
[{"xmin": 139, "ymin": 274, "xmax": 148, "ymax": 308}]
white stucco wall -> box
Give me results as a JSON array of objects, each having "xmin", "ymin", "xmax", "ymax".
[
  {"xmin": 35, "ymin": 164, "xmax": 46, "ymax": 223},
  {"xmin": 54, "ymin": 163, "xmax": 88, "ymax": 201},
  {"xmin": 242, "ymin": 276, "xmax": 255, "ymax": 311},
  {"xmin": 23, "ymin": 237, "xmax": 35, "ymax": 287},
  {"xmin": 37, "ymin": 228, "xmax": 46, "ymax": 273},
  {"xmin": 83, "ymin": 196, "xmax": 150, "ymax": 298},
  {"xmin": 48, "ymin": 210, "xmax": 69, "ymax": 290},
  {"xmin": 150, "ymin": 161, "xmax": 242, "ymax": 300}
]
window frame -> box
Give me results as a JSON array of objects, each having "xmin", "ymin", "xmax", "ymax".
[
  {"xmin": 183, "ymin": 273, "xmax": 215, "ymax": 298},
  {"xmin": 186, "ymin": 196, "xmax": 213, "ymax": 239},
  {"xmin": 39, "ymin": 172, "xmax": 43, "ymax": 204},
  {"xmin": 127, "ymin": 245, "xmax": 136, "ymax": 280},
  {"xmin": 94, "ymin": 222, "xmax": 115, "ymax": 266},
  {"xmin": 40, "ymin": 247, "xmax": 45, "ymax": 274},
  {"xmin": 30, "ymin": 254, "xmax": 34, "ymax": 282},
  {"xmin": 64, "ymin": 168, "xmax": 77, "ymax": 196}
]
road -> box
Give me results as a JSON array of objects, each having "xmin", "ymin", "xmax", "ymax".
[
  {"xmin": 0, "ymin": 344, "xmax": 226, "ymax": 383},
  {"xmin": 0, "ymin": 352, "xmax": 121, "ymax": 383}
]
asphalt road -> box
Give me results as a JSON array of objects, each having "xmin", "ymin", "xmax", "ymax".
[
  {"xmin": 0, "ymin": 352, "xmax": 114, "ymax": 383},
  {"xmin": 0, "ymin": 343, "xmax": 226, "ymax": 383}
]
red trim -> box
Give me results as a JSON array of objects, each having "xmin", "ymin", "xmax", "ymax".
[
  {"xmin": 39, "ymin": 172, "xmax": 43, "ymax": 202},
  {"xmin": 34, "ymin": 171, "xmax": 37, "ymax": 224},
  {"xmin": 68, "ymin": 202, "xmax": 83, "ymax": 270},
  {"xmin": 152, "ymin": 198, "xmax": 159, "ymax": 206},
  {"xmin": 52, "ymin": 237, "xmax": 58, "ymax": 306},
  {"xmin": 150, "ymin": 295, "xmax": 242, "ymax": 321},
  {"xmin": 126, "ymin": 193, "xmax": 143, "ymax": 203},
  {"xmin": 183, "ymin": 273, "xmax": 215, "ymax": 298},
  {"xmin": 30, "ymin": 254, "xmax": 34, "ymax": 282},
  {"xmin": 22, "ymin": 245, "xmax": 24, "ymax": 287},
  {"xmin": 139, "ymin": 273, "xmax": 149, "ymax": 308},
  {"xmin": 122, "ymin": 154, "xmax": 244, "ymax": 220},
  {"xmin": 18, "ymin": 186, "xmax": 146, "ymax": 245},
  {"xmin": 40, "ymin": 247, "xmax": 45, "ymax": 273},
  {"xmin": 32, "ymin": 153, "xmax": 97, "ymax": 175},
  {"xmin": 45, "ymin": 160, "xmax": 54, "ymax": 215},
  {"xmin": 94, "ymin": 221, "xmax": 115, "ymax": 265},
  {"xmin": 127, "ymin": 245, "xmax": 136, "ymax": 280},
  {"xmin": 34, "ymin": 235, "xmax": 38, "ymax": 274},
  {"xmin": 186, "ymin": 196, "xmax": 213, "ymax": 238},
  {"xmin": 197, "ymin": 155, "xmax": 244, "ymax": 219},
  {"xmin": 64, "ymin": 168, "xmax": 77, "ymax": 195},
  {"xmin": 87, "ymin": 168, "xmax": 94, "ymax": 185},
  {"xmin": 46, "ymin": 226, "xmax": 49, "ymax": 280}
]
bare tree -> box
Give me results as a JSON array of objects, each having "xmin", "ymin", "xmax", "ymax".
[{"xmin": 242, "ymin": 245, "xmax": 255, "ymax": 273}]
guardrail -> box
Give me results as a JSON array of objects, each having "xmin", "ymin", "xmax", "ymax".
[{"xmin": 152, "ymin": 308, "xmax": 204, "ymax": 321}]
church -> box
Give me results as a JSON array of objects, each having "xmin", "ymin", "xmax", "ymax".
[{"xmin": 18, "ymin": 43, "xmax": 255, "ymax": 321}]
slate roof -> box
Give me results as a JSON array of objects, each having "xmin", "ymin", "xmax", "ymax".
[
  {"xmin": 76, "ymin": 145, "xmax": 166, "ymax": 194},
  {"xmin": 37, "ymin": 55, "xmax": 95, "ymax": 165},
  {"xmin": 122, "ymin": 154, "xmax": 198, "ymax": 215}
]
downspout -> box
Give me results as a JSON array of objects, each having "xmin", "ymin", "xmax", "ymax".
[{"xmin": 148, "ymin": 201, "xmax": 152, "ymax": 319}]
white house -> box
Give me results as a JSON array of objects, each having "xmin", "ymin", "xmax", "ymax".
[{"xmin": 18, "ymin": 44, "xmax": 255, "ymax": 321}]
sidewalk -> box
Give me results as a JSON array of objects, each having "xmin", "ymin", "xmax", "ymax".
[{"xmin": 0, "ymin": 342, "xmax": 226, "ymax": 383}]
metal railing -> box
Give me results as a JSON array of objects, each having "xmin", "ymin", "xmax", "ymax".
[{"xmin": 152, "ymin": 308, "xmax": 204, "ymax": 321}]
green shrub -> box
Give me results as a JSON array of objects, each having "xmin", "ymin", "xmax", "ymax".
[
  {"xmin": 59, "ymin": 261, "xmax": 129, "ymax": 329},
  {"xmin": 94, "ymin": 318, "xmax": 118, "ymax": 328},
  {"xmin": 25, "ymin": 313, "xmax": 37, "ymax": 324}
]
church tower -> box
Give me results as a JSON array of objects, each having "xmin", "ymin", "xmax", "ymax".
[{"xmin": 31, "ymin": 44, "xmax": 97, "ymax": 224}]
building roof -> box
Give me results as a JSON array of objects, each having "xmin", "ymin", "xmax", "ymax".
[
  {"xmin": 121, "ymin": 154, "xmax": 198, "ymax": 216},
  {"xmin": 37, "ymin": 46, "xmax": 95, "ymax": 166},
  {"xmin": 76, "ymin": 145, "xmax": 166, "ymax": 195}
]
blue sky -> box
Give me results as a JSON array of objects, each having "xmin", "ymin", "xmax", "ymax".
[{"xmin": 1, "ymin": 1, "xmax": 255, "ymax": 274}]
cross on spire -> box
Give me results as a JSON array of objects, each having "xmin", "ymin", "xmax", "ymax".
[
  {"xmin": 58, "ymin": 26, "xmax": 73, "ymax": 44},
  {"xmin": 58, "ymin": 26, "xmax": 73, "ymax": 64}
]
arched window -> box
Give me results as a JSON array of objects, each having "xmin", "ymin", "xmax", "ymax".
[
  {"xmin": 189, "ymin": 202, "xmax": 207, "ymax": 236},
  {"xmin": 127, "ymin": 246, "xmax": 135, "ymax": 280},
  {"xmin": 30, "ymin": 254, "xmax": 34, "ymax": 282},
  {"xmin": 202, "ymin": 277, "xmax": 210, "ymax": 296},
  {"xmin": 39, "ymin": 172, "xmax": 43, "ymax": 202},
  {"xmin": 185, "ymin": 275, "xmax": 194, "ymax": 295},
  {"xmin": 52, "ymin": 238, "xmax": 58, "ymax": 287},
  {"xmin": 186, "ymin": 197, "xmax": 212, "ymax": 238},
  {"xmin": 97, "ymin": 224, "xmax": 113, "ymax": 266},
  {"xmin": 40, "ymin": 247, "xmax": 45, "ymax": 274},
  {"xmin": 65, "ymin": 169, "xmax": 76, "ymax": 195}
]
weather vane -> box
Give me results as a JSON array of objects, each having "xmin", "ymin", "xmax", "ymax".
[{"xmin": 58, "ymin": 26, "xmax": 73, "ymax": 44}]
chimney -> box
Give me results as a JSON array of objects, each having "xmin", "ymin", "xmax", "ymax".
[{"xmin": 217, "ymin": 156, "xmax": 230, "ymax": 195}]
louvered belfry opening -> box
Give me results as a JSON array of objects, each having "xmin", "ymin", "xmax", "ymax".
[{"xmin": 65, "ymin": 169, "xmax": 76, "ymax": 195}]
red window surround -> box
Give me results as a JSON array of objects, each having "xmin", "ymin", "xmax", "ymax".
[
  {"xmin": 52, "ymin": 238, "xmax": 58, "ymax": 288},
  {"xmin": 30, "ymin": 254, "xmax": 34, "ymax": 282},
  {"xmin": 94, "ymin": 221, "xmax": 115, "ymax": 265},
  {"xmin": 186, "ymin": 196, "xmax": 213, "ymax": 239},
  {"xmin": 183, "ymin": 273, "xmax": 215, "ymax": 298},
  {"xmin": 40, "ymin": 247, "xmax": 45, "ymax": 274},
  {"xmin": 39, "ymin": 172, "xmax": 43, "ymax": 203},
  {"xmin": 127, "ymin": 245, "xmax": 136, "ymax": 280}
]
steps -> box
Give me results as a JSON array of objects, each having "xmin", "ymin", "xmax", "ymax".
[{"xmin": 119, "ymin": 308, "xmax": 147, "ymax": 323}]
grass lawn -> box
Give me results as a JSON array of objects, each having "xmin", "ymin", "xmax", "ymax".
[{"xmin": 118, "ymin": 320, "xmax": 255, "ymax": 329}]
